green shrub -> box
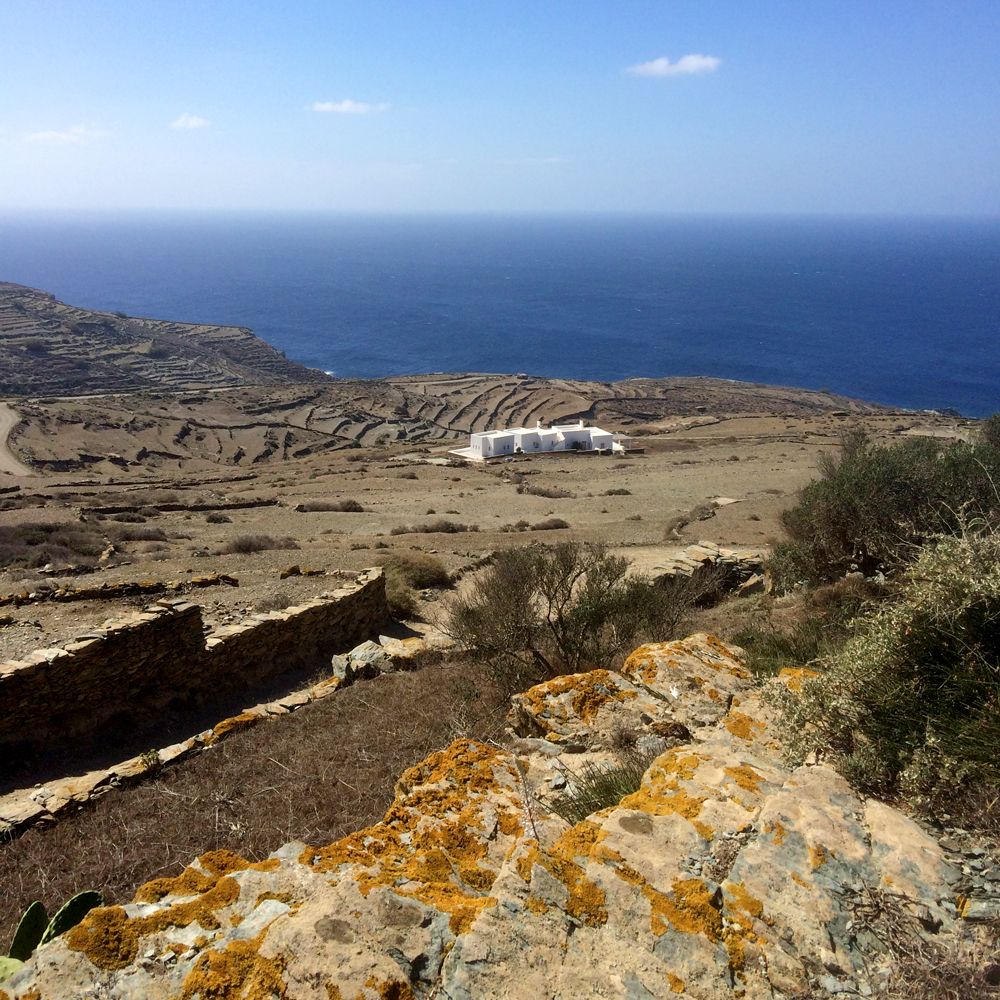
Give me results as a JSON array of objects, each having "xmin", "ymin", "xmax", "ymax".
[
  {"xmin": 774, "ymin": 526, "xmax": 1000, "ymax": 827},
  {"xmin": 769, "ymin": 428, "xmax": 1000, "ymax": 588},
  {"xmin": 449, "ymin": 541, "xmax": 694, "ymax": 683},
  {"xmin": 732, "ymin": 578, "xmax": 884, "ymax": 677}
]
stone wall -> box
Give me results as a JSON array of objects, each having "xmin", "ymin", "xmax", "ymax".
[{"xmin": 0, "ymin": 568, "xmax": 387, "ymax": 755}]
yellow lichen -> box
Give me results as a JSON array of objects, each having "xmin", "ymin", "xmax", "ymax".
[
  {"xmin": 645, "ymin": 878, "xmax": 722, "ymax": 940},
  {"xmin": 302, "ymin": 740, "xmax": 516, "ymax": 938},
  {"xmin": 667, "ymin": 972, "xmax": 686, "ymax": 993},
  {"xmin": 722, "ymin": 712, "xmax": 766, "ymax": 741},
  {"xmin": 723, "ymin": 764, "xmax": 765, "ymax": 795},
  {"xmin": 791, "ymin": 872, "xmax": 810, "ymax": 888},
  {"xmin": 206, "ymin": 710, "xmax": 262, "ymax": 744},
  {"xmin": 762, "ymin": 819, "xmax": 786, "ymax": 845},
  {"xmin": 776, "ymin": 667, "xmax": 821, "ymax": 692},
  {"xmin": 178, "ymin": 934, "xmax": 286, "ymax": 999},
  {"xmin": 522, "ymin": 670, "xmax": 638, "ymax": 727},
  {"xmin": 809, "ymin": 844, "xmax": 829, "ymax": 869},
  {"xmin": 67, "ymin": 876, "xmax": 242, "ymax": 971},
  {"xmin": 65, "ymin": 907, "xmax": 139, "ymax": 971},
  {"xmin": 515, "ymin": 839, "xmax": 608, "ymax": 927},
  {"xmin": 364, "ymin": 978, "xmax": 417, "ymax": 1000}
]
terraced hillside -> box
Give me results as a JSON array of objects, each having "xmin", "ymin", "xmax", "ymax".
[{"xmin": 0, "ymin": 283, "xmax": 329, "ymax": 395}]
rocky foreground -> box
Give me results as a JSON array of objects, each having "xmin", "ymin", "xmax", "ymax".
[{"xmin": 3, "ymin": 635, "xmax": 985, "ymax": 999}]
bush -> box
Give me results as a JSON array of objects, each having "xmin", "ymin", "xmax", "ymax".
[
  {"xmin": 379, "ymin": 551, "xmax": 451, "ymax": 619},
  {"xmin": 774, "ymin": 526, "xmax": 1000, "ymax": 828},
  {"xmin": 769, "ymin": 428, "xmax": 1000, "ymax": 588},
  {"xmin": 296, "ymin": 500, "xmax": 365, "ymax": 513},
  {"xmin": 0, "ymin": 522, "xmax": 105, "ymax": 569},
  {"xmin": 217, "ymin": 535, "xmax": 299, "ymax": 555},
  {"xmin": 389, "ymin": 520, "xmax": 477, "ymax": 536},
  {"xmin": 206, "ymin": 512, "xmax": 231, "ymax": 524},
  {"xmin": 732, "ymin": 578, "xmax": 883, "ymax": 677},
  {"xmin": 603, "ymin": 488, "xmax": 632, "ymax": 496},
  {"xmin": 109, "ymin": 525, "xmax": 168, "ymax": 543},
  {"xmin": 448, "ymin": 541, "xmax": 695, "ymax": 683},
  {"xmin": 518, "ymin": 484, "xmax": 575, "ymax": 499},
  {"xmin": 530, "ymin": 518, "xmax": 570, "ymax": 531}
]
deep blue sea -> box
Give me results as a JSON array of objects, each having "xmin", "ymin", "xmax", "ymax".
[{"xmin": 0, "ymin": 213, "xmax": 997, "ymax": 415}]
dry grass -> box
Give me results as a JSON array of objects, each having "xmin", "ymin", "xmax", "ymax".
[
  {"xmin": 0, "ymin": 659, "xmax": 512, "ymax": 948},
  {"xmin": 295, "ymin": 500, "xmax": 365, "ymax": 513},
  {"xmin": 389, "ymin": 519, "xmax": 478, "ymax": 536},
  {"xmin": 0, "ymin": 522, "xmax": 107, "ymax": 569},
  {"xmin": 216, "ymin": 534, "xmax": 300, "ymax": 555}
]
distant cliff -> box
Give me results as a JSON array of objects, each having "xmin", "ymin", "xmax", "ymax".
[{"xmin": 0, "ymin": 282, "xmax": 331, "ymax": 396}]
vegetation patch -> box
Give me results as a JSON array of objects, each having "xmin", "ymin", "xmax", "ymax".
[
  {"xmin": 0, "ymin": 522, "xmax": 106, "ymax": 569},
  {"xmin": 774, "ymin": 526, "xmax": 1000, "ymax": 829},
  {"xmin": 216, "ymin": 534, "xmax": 299, "ymax": 555}
]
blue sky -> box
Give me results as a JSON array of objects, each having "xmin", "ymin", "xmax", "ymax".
[{"xmin": 2, "ymin": 1, "xmax": 998, "ymax": 214}]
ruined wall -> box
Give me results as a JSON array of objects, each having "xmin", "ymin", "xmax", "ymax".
[{"xmin": 0, "ymin": 568, "xmax": 387, "ymax": 754}]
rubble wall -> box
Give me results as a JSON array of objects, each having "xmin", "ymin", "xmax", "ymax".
[{"xmin": 0, "ymin": 568, "xmax": 386, "ymax": 754}]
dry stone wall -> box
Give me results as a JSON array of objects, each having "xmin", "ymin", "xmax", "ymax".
[{"xmin": 0, "ymin": 568, "xmax": 387, "ymax": 756}]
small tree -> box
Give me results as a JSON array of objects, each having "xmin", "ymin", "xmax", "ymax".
[{"xmin": 448, "ymin": 541, "xmax": 694, "ymax": 683}]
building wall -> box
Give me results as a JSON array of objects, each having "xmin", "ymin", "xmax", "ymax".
[{"xmin": 0, "ymin": 569, "xmax": 388, "ymax": 755}]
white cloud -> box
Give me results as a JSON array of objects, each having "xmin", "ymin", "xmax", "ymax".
[
  {"xmin": 626, "ymin": 53, "xmax": 721, "ymax": 78},
  {"xmin": 311, "ymin": 99, "xmax": 389, "ymax": 115},
  {"xmin": 25, "ymin": 124, "xmax": 108, "ymax": 144},
  {"xmin": 169, "ymin": 113, "xmax": 211, "ymax": 130}
]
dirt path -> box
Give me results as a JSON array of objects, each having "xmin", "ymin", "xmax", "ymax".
[{"xmin": 0, "ymin": 401, "xmax": 34, "ymax": 476}]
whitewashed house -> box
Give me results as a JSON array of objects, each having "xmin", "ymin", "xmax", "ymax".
[{"xmin": 452, "ymin": 420, "xmax": 622, "ymax": 461}]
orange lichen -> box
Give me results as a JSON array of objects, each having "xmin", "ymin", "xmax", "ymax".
[
  {"xmin": 645, "ymin": 878, "xmax": 722, "ymax": 940},
  {"xmin": 515, "ymin": 839, "xmax": 608, "ymax": 927},
  {"xmin": 65, "ymin": 907, "xmax": 139, "ymax": 970},
  {"xmin": 364, "ymin": 978, "xmax": 416, "ymax": 1000},
  {"xmin": 178, "ymin": 934, "xmax": 286, "ymax": 999},
  {"xmin": 809, "ymin": 844, "xmax": 829, "ymax": 869},
  {"xmin": 726, "ymin": 881, "xmax": 765, "ymax": 921},
  {"xmin": 667, "ymin": 972, "xmax": 686, "ymax": 993},
  {"xmin": 525, "ymin": 895, "xmax": 550, "ymax": 915},
  {"xmin": 522, "ymin": 669, "xmax": 638, "ymax": 727},
  {"xmin": 722, "ymin": 712, "xmax": 766, "ymax": 741},
  {"xmin": 723, "ymin": 764, "xmax": 765, "ymax": 795},
  {"xmin": 791, "ymin": 872, "xmax": 810, "ymax": 889},
  {"xmin": 762, "ymin": 819, "xmax": 786, "ymax": 845},
  {"xmin": 67, "ymin": 874, "xmax": 242, "ymax": 971},
  {"xmin": 776, "ymin": 667, "xmax": 821, "ymax": 692},
  {"xmin": 206, "ymin": 710, "xmax": 262, "ymax": 744},
  {"xmin": 302, "ymin": 740, "xmax": 516, "ymax": 937},
  {"xmin": 135, "ymin": 867, "xmax": 217, "ymax": 903}
]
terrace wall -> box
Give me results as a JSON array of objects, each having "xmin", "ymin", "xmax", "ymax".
[{"xmin": 0, "ymin": 568, "xmax": 387, "ymax": 755}]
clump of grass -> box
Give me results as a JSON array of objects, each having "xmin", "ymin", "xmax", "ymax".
[
  {"xmin": 217, "ymin": 534, "xmax": 300, "ymax": 555},
  {"xmin": 530, "ymin": 518, "xmax": 570, "ymax": 531},
  {"xmin": 0, "ymin": 522, "xmax": 106, "ymax": 569},
  {"xmin": 109, "ymin": 525, "xmax": 169, "ymax": 543},
  {"xmin": 109, "ymin": 512, "xmax": 147, "ymax": 524},
  {"xmin": 518, "ymin": 484, "xmax": 575, "ymax": 499},
  {"xmin": 296, "ymin": 499, "xmax": 365, "ymax": 513},
  {"xmin": 603, "ymin": 488, "xmax": 632, "ymax": 496},
  {"xmin": 379, "ymin": 551, "xmax": 452, "ymax": 618},
  {"xmin": 254, "ymin": 591, "xmax": 293, "ymax": 613},
  {"xmin": 206, "ymin": 512, "xmax": 231, "ymax": 524},
  {"xmin": 389, "ymin": 520, "xmax": 478, "ymax": 536},
  {"xmin": 548, "ymin": 748, "xmax": 657, "ymax": 825}
]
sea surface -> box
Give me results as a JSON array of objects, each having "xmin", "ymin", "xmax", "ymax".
[{"xmin": 0, "ymin": 213, "xmax": 997, "ymax": 415}]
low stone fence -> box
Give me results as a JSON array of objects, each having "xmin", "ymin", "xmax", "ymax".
[{"xmin": 0, "ymin": 568, "xmax": 387, "ymax": 756}]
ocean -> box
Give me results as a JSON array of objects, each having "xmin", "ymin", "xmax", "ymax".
[{"xmin": 0, "ymin": 213, "xmax": 997, "ymax": 416}]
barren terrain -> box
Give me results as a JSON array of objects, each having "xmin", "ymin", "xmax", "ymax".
[{"xmin": 0, "ymin": 284, "xmax": 974, "ymax": 664}]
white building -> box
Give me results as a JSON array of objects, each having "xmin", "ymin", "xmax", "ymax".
[{"xmin": 451, "ymin": 420, "xmax": 622, "ymax": 461}]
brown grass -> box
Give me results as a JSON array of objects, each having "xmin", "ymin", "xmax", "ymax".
[
  {"xmin": 0, "ymin": 659, "xmax": 512, "ymax": 948},
  {"xmin": 216, "ymin": 534, "xmax": 299, "ymax": 555},
  {"xmin": 389, "ymin": 519, "xmax": 478, "ymax": 536}
]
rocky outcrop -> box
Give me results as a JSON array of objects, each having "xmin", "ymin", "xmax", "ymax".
[{"xmin": 4, "ymin": 635, "xmax": 983, "ymax": 999}]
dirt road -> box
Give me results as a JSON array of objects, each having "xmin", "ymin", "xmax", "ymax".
[{"xmin": 0, "ymin": 402, "xmax": 34, "ymax": 476}]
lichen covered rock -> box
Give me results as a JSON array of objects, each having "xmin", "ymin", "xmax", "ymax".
[{"xmin": 5, "ymin": 634, "xmax": 975, "ymax": 999}]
